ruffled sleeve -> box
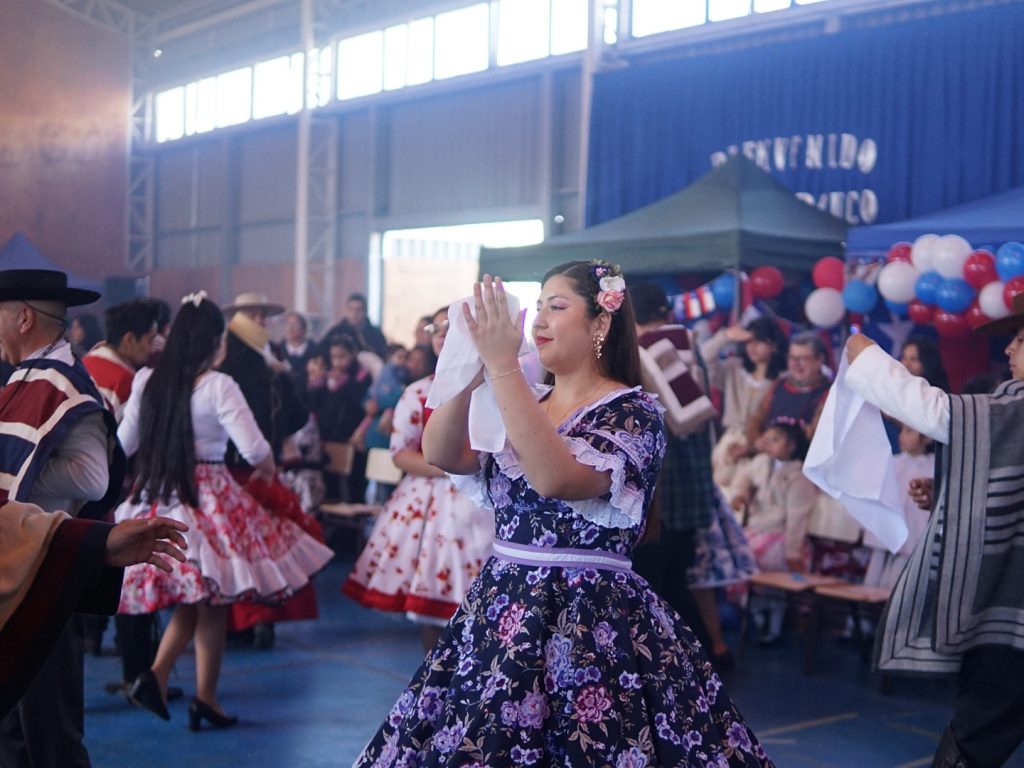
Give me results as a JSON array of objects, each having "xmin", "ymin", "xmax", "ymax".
[
  {"xmin": 448, "ymin": 452, "xmax": 493, "ymax": 512},
  {"xmin": 389, "ymin": 377, "xmax": 429, "ymax": 456},
  {"xmin": 560, "ymin": 389, "xmax": 666, "ymax": 529}
]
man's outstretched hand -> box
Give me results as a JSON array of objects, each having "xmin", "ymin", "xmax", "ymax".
[{"xmin": 104, "ymin": 517, "xmax": 188, "ymax": 573}]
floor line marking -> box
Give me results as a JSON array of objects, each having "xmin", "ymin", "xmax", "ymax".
[
  {"xmin": 887, "ymin": 723, "xmax": 941, "ymax": 739},
  {"xmin": 893, "ymin": 758, "xmax": 932, "ymax": 768},
  {"xmin": 757, "ymin": 712, "xmax": 859, "ymax": 736}
]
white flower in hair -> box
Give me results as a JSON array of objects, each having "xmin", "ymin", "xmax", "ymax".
[
  {"xmin": 181, "ymin": 290, "xmax": 208, "ymax": 307},
  {"xmin": 599, "ymin": 275, "xmax": 626, "ymax": 293}
]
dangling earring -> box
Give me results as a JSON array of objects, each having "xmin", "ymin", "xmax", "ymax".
[{"xmin": 593, "ymin": 332, "xmax": 605, "ymax": 359}]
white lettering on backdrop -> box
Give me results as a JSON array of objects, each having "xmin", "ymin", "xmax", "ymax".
[{"xmin": 710, "ymin": 132, "xmax": 879, "ymax": 224}]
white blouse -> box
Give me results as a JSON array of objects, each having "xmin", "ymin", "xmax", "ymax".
[{"xmin": 118, "ymin": 368, "xmax": 271, "ymax": 465}]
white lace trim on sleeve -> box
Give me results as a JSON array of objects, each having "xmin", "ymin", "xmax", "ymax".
[
  {"xmin": 561, "ymin": 435, "xmax": 645, "ymax": 529},
  {"xmin": 447, "ymin": 451, "xmax": 494, "ymax": 512}
]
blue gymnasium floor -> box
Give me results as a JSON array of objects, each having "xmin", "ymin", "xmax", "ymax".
[{"xmin": 83, "ymin": 551, "xmax": 1024, "ymax": 768}]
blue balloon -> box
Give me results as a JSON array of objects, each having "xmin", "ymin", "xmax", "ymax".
[
  {"xmin": 996, "ymin": 242, "xmax": 1024, "ymax": 281},
  {"xmin": 934, "ymin": 277, "xmax": 974, "ymax": 314},
  {"xmin": 915, "ymin": 271, "xmax": 944, "ymax": 305},
  {"xmin": 885, "ymin": 299, "xmax": 909, "ymax": 317},
  {"xmin": 842, "ymin": 279, "xmax": 878, "ymax": 314},
  {"xmin": 710, "ymin": 274, "xmax": 736, "ymax": 310}
]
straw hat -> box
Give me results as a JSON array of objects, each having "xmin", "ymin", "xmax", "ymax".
[
  {"xmin": 227, "ymin": 311, "xmax": 270, "ymax": 354},
  {"xmin": 222, "ymin": 292, "xmax": 285, "ymax": 317},
  {"xmin": 976, "ymin": 293, "xmax": 1024, "ymax": 336}
]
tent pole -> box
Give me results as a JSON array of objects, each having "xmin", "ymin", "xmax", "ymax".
[{"xmin": 576, "ymin": 0, "xmax": 603, "ymax": 229}]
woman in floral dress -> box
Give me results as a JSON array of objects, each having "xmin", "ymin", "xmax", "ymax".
[
  {"xmin": 342, "ymin": 306, "xmax": 495, "ymax": 651},
  {"xmin": 353, "ymin": 262, "xmax": 773, "ymax": 767}
]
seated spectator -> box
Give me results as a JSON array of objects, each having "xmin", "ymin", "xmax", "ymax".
[
  {"xmin": 701, "ymin": 317, "xmax": 788, "ymax": 490},
  {"xmin": 730, "ymin": 419, "xmax": 817, "ymax": 645},
  {"xmin": 863, "ymin": 423, "xmax": 935, "ymax": 590},
  {"xmin": 274, "ymin": 311, "xmax": 319, "ymax": 396},
  {"xmin": 308, "ymin": 336, "xmax": 372, "ymax": 500},
  {"xmin": 746, "ymin": 330, "xmax": 830, "ymax": 448},
  {"xmin": 404, "ymin": 343, "xmax": 436, "ymax": 383},
  {"xmin": 322, "ymin": 292, "xmax": 388, "ymax": 359}
]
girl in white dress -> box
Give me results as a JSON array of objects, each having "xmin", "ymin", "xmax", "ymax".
[
  {"xmin": 115, "ymin": 293, "xmax": 333, "ymax": 729},
  {"xmin": 342, "ymin": 306, "xmax": 494, "ymax": 651}
]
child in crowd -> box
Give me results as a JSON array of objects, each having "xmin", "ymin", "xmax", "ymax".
[
  {"xmin": 353, "ymin": 343, "xmax": 410, "ymax": 503},
  {"xmin": 863, "ymin": 423, "xmax": 935, "ymax": 589},
  {"xmin": 730, "ymin": 419, "xmax": 818, "ymax": 645},
  {"xmin": 307, "ymin": 337, "xmax": 373, "ymax": 501}
]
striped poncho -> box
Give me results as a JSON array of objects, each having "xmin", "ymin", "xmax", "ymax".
[
  {"xmin": 877, "ymin": 379, "xmax": 1024, "ymax": 673},
  {"xmin": 0, "ymin": 356, "xmax": 122, "ymax": 519}
]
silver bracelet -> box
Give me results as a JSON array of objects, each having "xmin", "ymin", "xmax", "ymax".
[{"xmin": 489, "ymin": 366, "xmax": 522, "ymax": 381}]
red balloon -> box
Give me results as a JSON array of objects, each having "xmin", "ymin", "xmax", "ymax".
[
  {"xmin": 934, "ymin": 311, "xmax": 971, "ymax": 339},
  {"xmin": 749, "ymin": 266, "xmax": 784, "ymax": 299},
  {"xmin": 886, "ymin": 242, "xmax": 913, "ymax": 264},
  {"xmin": 1005, "ymin": 275, "xmax": 1024, "ymax": 309},
  {"xmin": 964, "ymin": 301, "xmax": 991, "ymax": 329},
  {"xmin": 907, "ymin": 300, "xmax": 934, "ymax": 325},
  {"xmin": 963, "ymin": 249, "xmax": 998, "ymax": 289},
  {"xmin": 812, "ymin": 256, "xmax": 845, "ymax": 290}
]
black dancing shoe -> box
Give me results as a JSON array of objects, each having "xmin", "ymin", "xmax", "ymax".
[
  {"xmin": 188, "ymin": 698, "xmax": 238, "ymax": 732},
  {"xmin": 128, "ymin": 670, "xmax": 170, "ymax": 721}
]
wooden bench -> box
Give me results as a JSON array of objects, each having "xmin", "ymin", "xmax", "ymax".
[
  {"xmin": 739, "ymin": 571, "xmax": 842, "ymax": 674},
  {"xmin": 805, "ymin": 582, "xmax": 893, "ymax": 687},
  {"xmin": 317, "ymin": 445, "xmax": 402, "ymax": 551}
]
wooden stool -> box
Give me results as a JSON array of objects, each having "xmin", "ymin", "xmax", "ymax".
[
  {"xmin": 806, "ymin": 582, "xmax": 893, "ymax": 686},
  {"xmin": 739, "ymin": 571, "xmax": 842, "ymax": 674}
]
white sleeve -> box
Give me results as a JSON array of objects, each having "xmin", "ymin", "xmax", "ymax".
[
  {"xmin": 845, "ymin": 345, "xmax": 950, "ymax": 443},
  {"xmin": 32, "ymin": 413, "xmax": 110, "ymax": 505},
  {"xmin": 214, "ymin": 376, "xmax": 272, "ymax": 465},
  {"xmin": 116, "ymin": 368, "xmax": 150, "ymax": 458}
]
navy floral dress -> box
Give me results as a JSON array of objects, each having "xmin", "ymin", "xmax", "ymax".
[{"xmin": 353, "ymin": 388, "xmax": 773, "ymax": 768}]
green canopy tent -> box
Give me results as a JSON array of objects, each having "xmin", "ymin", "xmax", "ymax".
[{"xmin": 479, "ymin": 155, "xmax": 848, "ymax": 281}]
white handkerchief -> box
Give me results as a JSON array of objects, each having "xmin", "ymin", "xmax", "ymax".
[
  {"xmin": 425, "ymin": 295, "xmax": 530, "ymax": 453},
  {"xmin": 803, "ymin": 353, "xmax": 908, "ymax": 553}
]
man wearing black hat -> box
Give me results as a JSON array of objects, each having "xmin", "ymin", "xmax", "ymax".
[{"xmin": 0, "ymin": 270, "xmax": 125, "ymax": 768}]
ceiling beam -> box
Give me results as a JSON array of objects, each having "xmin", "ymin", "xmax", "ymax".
[{"xmin": 40, "ymin": 0, "xmax": 141, "ymax": 35}]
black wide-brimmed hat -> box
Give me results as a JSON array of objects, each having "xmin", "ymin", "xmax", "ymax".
[
  {"xmin": 0, "ymin": 269, "xmax": 100, "ymax": 307},
  {"xmin": 976, "ymin": 292, "xmax": 1024, "ymax": 336}
]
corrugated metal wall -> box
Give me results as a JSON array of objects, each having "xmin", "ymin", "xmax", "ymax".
[{"xmin": 148, "ymin": 67, "xmax": 581, "ymax": 319}]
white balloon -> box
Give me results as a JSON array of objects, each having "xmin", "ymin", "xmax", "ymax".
[
  {"xmin": 804, "ymin": 287, "xmax": 845, "ymax": 328},
  {"xmin": 911, "ymin": 233, "xmax": 941, "ymax": 273},
  {"xmin": 932, "ymin": 234, "xmax": 974, "ymax": 278},
  {"xmin": 877, "ymin": 261, "xmax": 920, "ymax": 303},
  {"xmin": 979, "ymin": 281, "xmax": 1011, "ymax": 319}
]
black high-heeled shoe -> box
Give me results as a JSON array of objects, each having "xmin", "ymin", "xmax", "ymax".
[
  {"xmin": 128, "ymin": 670, "xmax": 170, "ymax": 721},
  {"xmin": 188, "ymin": 698, "xmax": 238, "ymax": 732}
]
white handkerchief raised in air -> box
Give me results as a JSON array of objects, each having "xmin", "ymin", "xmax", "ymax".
[
  {"xmin": 803, "ymin": 353, "xmax": 908, "ymax": 553},
  {"xmin": 425, "ymin": 294, "xmax": 530, "ymax": 453}
]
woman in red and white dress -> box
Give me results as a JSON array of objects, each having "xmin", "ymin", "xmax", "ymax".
[
  {"xmin": 114, "ymin": 293, "xmax": 333, "ymax": 729},
  {"xmin": 342, "ymin": 306, "xmax": 494, "ymax": 651}
]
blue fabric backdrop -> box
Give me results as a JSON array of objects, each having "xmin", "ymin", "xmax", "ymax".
[{"xmin": 587, "ymin": 3, "xmax": 1024, "ymax": 229}]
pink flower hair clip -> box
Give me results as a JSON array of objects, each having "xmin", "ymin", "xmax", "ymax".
[{"xmin": 591, "ymin": 261, "xmax": 626, "ymax": 314}]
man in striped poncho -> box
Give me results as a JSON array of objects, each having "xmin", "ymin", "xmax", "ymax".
[
  {"xmin": 846, "ymin": 300, "xmax": 1024, "ymax": 768},
  {"xmin": 0, "ymin": 269, "xmax": 124, "ymax": 768}
]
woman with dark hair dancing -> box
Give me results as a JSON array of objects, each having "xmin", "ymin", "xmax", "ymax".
[
  {"xmin": 114, "ymin": 292, "xmax": 332, "ymax": 730},
  {"xmin": 353, "ymin": 262, "xmax": 772, "ymax": 767}
]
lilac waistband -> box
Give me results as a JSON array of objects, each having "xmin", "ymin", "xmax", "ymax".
[{"xmin": 492, "ymin": 540, "xmax": 633, "ymax": 573}]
